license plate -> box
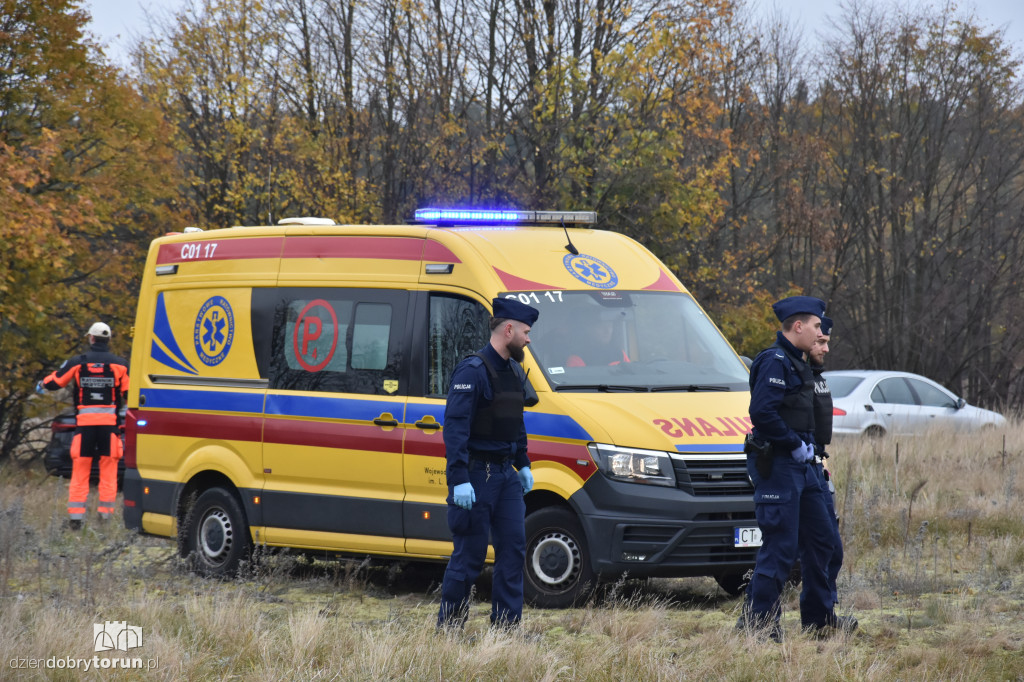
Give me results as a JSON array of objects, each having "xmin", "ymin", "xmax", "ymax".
[{"xmin": 734, "ymin": 526, "xmax": 762, "ymax": 548}]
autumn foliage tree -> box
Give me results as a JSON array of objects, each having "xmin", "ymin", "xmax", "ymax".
[
  {"xmin": 0, "ymin": 0, "xmax": 179, "ymax": 460},
  {"xmin": 137, "ymin": 0, "xmax": 737, "ymax": 230}
]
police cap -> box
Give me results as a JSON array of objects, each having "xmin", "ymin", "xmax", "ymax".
[
  {"xmin": 492, "ymin": 297, "xmax": 539, "ymax": 326},
  {"xmin": 772, "ymin": 296, "xmax": 826, "ymax": 322},
  {"xmin": 820, "ymin": 315, "xmax": 833, "ymax": 336}
]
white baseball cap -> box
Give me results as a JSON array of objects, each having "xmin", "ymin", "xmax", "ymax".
[{"xmin": 86, "ymin": 322, "xmax": 111, "ymax": 338}]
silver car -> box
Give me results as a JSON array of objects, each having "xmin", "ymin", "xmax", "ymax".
[{"xmin": 822, "ymin": 370, "xmax": 1006, "ymax": 437}]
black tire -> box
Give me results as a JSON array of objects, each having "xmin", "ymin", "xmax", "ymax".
[
  {"xmin": 864, "ymin": 425, "xmax": 886, "ymax": 438},
  {"xmin": 714, "ymin": 572, "xmax": 748, "ymax": 596},
  {"xmin": 524, "ymin": 507, "xmax": 595, "ymax": 608},
  {"xmin": 180, "ymin": 487, "xmax": 252, "ymax": 577}
]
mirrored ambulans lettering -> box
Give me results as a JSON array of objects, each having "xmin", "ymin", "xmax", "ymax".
[
  {"xmin": 151, "ymin": 292, "xmax": 198, "ymax": 375},
  {"xmin": 292, "ymin": 299, "xmax": 339, "ymax": 372},
  {"xmin": 653, "ymin": 416, "xmax": 752, "ymax": 438},
  {"xmin": 563, "ymin": 253, "xmax": 618, "ymax": 289},
  {"xmin": 193, "ymin": 296, "xmax": 234, "ymax": 366}
]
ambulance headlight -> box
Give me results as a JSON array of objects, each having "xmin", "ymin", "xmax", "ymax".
[{"xmin": 587, "ymin": 444, "xmax": 676, "ymax": 487}]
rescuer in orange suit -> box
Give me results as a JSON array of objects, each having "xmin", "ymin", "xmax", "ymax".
[{"xmin": 39, "ymin": 322, "xmax": 129, "ymax": 529}]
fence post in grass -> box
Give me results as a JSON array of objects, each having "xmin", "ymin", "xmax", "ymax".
[{"xmin": 894, "ymin": 441, "xmax": 899, "ymax": 494}]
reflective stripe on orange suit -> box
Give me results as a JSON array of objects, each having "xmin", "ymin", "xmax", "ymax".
[
  {"xmin": 42, "ymin": 353, "xmax": 129, "ymax": 427},
  {"xmin": 68, "ymin": 428, "xmax": 123, "ymax": 517},
  {"xmin": 68, "ymin": 433, "xmax": 89, "ymax": 519},
  {"xmin": 97, "ymin": 433, "xmax": 122, "ymax": 516},
  {"xmin": 45, "ymin": 343, "xmax": 129, "ymax": 518}
]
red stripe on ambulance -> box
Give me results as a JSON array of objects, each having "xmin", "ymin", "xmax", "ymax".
[
  {"xmin": 136, "ymin": 410, "xmax": 263, "ymax": 441},
  {"xmin": 157, "ymin": 235, "xmax": 462, "ymax": 265},
  {"xmin": 282, "ymin": 236, "xmax": 424, "ymax": 261},
  {"xmin": 263, "ymin": 416, "xmax": 403, "ymax": 453},
  {"xmin": 157, "ymin": 237, "xmax": 285, "ymax": 264}
]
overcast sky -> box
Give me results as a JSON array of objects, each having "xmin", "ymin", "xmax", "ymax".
[{"xmin": 84, "ymin": 0, "xmax": 1023, "ymax": 68}]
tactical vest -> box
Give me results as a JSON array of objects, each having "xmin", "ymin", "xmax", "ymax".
[
  {"xmin": 77, "ymin": 359, "xmax": 118, "ymax": 407},
  {"xmin": 772, "ymin": 342, "xmax": 815, "ymax": 433},
  {"xmin": 813, "ymin": 369, "xmax": 833, "ymax": 447},
  {"xmin": 469, "ymin": 353, "xmax": 525, "ymax": 442}
]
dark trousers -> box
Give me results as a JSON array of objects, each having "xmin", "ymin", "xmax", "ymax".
[
  {"xmin": 437, "ymin": 460, "xmax": 526, "ymax": 628},
  {"xmin": 814, "ymin": 463, "xmax": 844, "ymax": 605},
  {"xmin": 746, "ymin": 455, "xmax": 836, "ymax": 628}
]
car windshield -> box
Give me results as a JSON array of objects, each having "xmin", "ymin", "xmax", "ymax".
[
  {"xmin": 824, "ymin": 374, "xmax": 865, "ymax": 398},
  {"xmin": 511, "ymin": 290, "xmax": 750, "ymax": 391}
]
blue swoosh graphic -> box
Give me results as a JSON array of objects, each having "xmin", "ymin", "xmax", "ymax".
[{"xmin": 152, "ymin": 292, "xmax": 198, "ymax": 374}]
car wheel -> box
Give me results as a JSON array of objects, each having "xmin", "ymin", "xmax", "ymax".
[
  {"xmin": 524, "ymin": 507, "xmax": 595, "ymax": 608},
  {"xmin": 180, "ymin": 487, "xmax": 252, "ymax": 577},
  {"xmin": 864, "ymin": 425, "xmax": 886, "ymax": 438}
]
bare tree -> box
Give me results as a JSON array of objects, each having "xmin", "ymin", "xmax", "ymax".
[{"xmin": 816, "ymin": 4, "xmax": 1024, "ymax": 407}]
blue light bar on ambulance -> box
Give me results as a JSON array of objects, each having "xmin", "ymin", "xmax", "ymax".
[{"xmin": 415, "ymin": 208, "xmax": 597, "ymax": 225}]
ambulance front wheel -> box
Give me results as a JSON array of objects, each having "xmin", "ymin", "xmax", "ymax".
[
  {"xmin": 182, "ymin": 487, "xmax": 253, "ymax": 577},
  {"xmin": 524, "ymin": 507, "xmax": 595, "ymax": 608}
]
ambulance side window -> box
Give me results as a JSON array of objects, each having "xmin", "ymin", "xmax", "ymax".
[
  {"xmin": 427, "ymin": 294, "xmax": 490, "ymax": 397},
  {"xmin": 269, "ymin": 288, "xmax": 407, "ymax": 395}
]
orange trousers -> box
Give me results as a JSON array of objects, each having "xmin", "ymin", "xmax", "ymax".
[{"xmin": 68, "ymin": 428, "xmax": 122, "ymax": 519}]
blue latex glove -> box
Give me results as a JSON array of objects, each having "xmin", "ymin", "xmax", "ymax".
[
  {"xmin": 35, "ymin": 381, "xmax": 46, "ymax": 395},
  {"xmin": 790, "ymin": 441, "xmax": 814, "ymax": 463},
  {"xmin": 453, "ymin": 482, "xmax": 475, "ymax": 510},
  {"xmin": 517, "ymin": 466, "xmax": 533, "ymax": 494}
]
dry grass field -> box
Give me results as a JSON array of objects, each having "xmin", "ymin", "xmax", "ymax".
[{"xmin": 1, "ymin": 425, "xmax": 1023, "ymax": 680}]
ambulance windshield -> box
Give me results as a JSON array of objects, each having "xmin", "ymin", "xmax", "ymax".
[{"xmin": 514, "ymin": 290, "xmax": 750, "ymax": 391}]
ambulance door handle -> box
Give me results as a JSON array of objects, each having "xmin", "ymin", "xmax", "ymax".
[
  {"xmin": 414, "ymin": 418, "xmax": 441, "ymax": 431},
  {"xmin": 373, "ymin": 413, "xmax": 399, "ymax": 427}
]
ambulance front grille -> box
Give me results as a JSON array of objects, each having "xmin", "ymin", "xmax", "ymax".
[
  {"xmin": 666, "ymin": 526, "xmax": 760, "ymax": 563},
  {"xmin": 672, "ymin": 457, "xmax": 753, "ymax": 496}
]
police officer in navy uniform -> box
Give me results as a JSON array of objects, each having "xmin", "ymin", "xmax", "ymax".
[
  {"xmin": 739, "ymin": 296, "xmax": 839, "ymax": 641},
  {"xmin": 437, "ymin": 297, "xmax": 538, "ymax": 630},
  {"xmin": 808, "ymin": 316, "xmax": 857, "ymax": 631}
]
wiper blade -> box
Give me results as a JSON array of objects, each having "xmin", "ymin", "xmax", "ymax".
[
  {"xmin": 553, "ymin": 384, "xmax": 650, "ymax": 392},
  {"xmin": 650, "ymin": 384, "xmax": 730, "ymax": 392}
]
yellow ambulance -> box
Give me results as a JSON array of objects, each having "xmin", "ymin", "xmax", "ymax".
[{"xmin": 122, "ymin": 208, "xmax": 758, "ymax": 607}]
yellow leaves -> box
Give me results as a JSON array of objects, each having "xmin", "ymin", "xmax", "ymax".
[{"xmin": 0, "ymin": 1, "xmax": 180, "ymax": 423}]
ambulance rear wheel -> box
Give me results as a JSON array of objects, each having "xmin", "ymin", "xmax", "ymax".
[
  {"xmin": 182, "ymin": 487, "xmax": 252, "ymax": 577},
  {"xmin": 524, "ymin": 507, "xmax": 595, "ymax": 608}
]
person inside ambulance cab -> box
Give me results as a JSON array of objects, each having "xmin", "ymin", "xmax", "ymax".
[
  {"xmin": 38, "ymin": 322, "xmax": 129, "ymax": 530},
  {"xmin": 566, "ymin": 311, "xmax": 629, "ymax": 367}
]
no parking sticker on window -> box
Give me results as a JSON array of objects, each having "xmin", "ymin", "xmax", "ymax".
[
  {"xmin": 194, "ymin": 296, "xmax": 234, "ymax": 366},
  {"xmin": 293, "ymin": 299, "xmax": 339, "ymax": 372}
]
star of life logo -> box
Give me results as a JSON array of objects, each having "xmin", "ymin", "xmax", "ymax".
[{"xmin": 94, "ymin": 621, "xmax": 143, "ymax": 652}]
